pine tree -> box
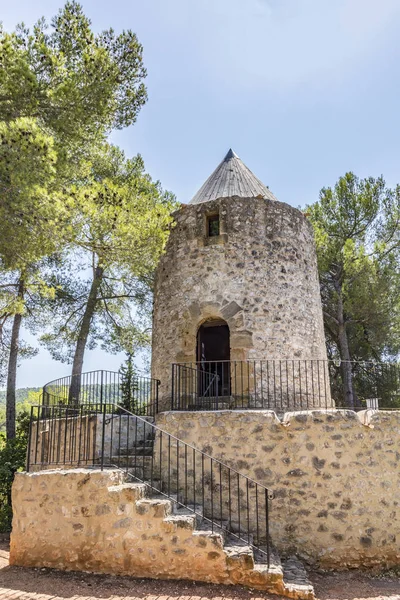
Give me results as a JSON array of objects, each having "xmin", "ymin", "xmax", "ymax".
[
  {"xmin": 0, "ymin": 1, "xmax": 152, "ymax": 434},
  {"xmin": 307, "ymin": 173, "xmax": 400, "ymax": 408},
  {"xmin": 119, "ymin": 353, "xmax": 138, "ymax": 413}
]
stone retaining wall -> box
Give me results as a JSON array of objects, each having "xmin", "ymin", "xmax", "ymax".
[
  {"xmin": 10, "ymin": 469, "xmax": 291, "ymax": 596},
  {"xmin": 155, "ymin": 409, "xmax": 400, "ymax": 568}
]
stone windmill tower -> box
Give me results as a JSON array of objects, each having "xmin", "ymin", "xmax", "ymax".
[{"xmin": 152, "ymin": 150, "xmax": 330, "ymax": 411}]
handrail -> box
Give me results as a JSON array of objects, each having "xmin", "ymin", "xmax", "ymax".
[
  {"xmin": 27, "ymin": 401, "xmax": 273, "ymax": 565},
  {"xmin": 42, "ymin": 369, "xmax": 160, "ymax": 417},
  {"xmin": 179, "ymin": 359, "xmax": 400, "ymax": 366},
  {"xmin": 43, "ymin": 369, "xmax": 122, "ymax": 387}
]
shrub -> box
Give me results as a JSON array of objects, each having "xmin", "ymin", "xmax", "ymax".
[{"xmin": 0, "ymin": 412, "xmax": 29, "ymax": 532}]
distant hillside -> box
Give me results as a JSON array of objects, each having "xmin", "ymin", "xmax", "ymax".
[
  {"xmin": 0, "ymin": 387, "xmax": 43, "ymax": 433},
  {"xmin": 0, "ymin": 387, "xmax": 42, "ymax": 405}
]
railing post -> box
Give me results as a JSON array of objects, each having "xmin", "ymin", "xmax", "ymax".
[
  {"xmin": 216, "ymin": 362, "xmax": 219, "ymax": 408},
  {"xmin": 265, "ymin": 488, "xmax": 270, "ymax": 567},
  {"xmin": 100, "ymin": 403, "xmax": 107, "ymax": 471},
  {"xmin": 100, "ymin": 370, "xmax": 104, "ymax": 408},
  {"xmin": 26, "ymin": 406, "xmax": 34, "ymax": 472},
  {"xmin": 156, "ymin": 380, "xmax": 160, "ymax": 415},
  {"xmin": 171, "ymin": 364, "xmax": 175, "ymax": 410}
]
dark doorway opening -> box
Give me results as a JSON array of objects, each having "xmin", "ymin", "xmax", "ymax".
[{"xmin": 197, "ymin": 320, "xmax": 230, "ymax": 397}]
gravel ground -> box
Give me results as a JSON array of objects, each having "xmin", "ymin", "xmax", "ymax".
[{"xmin": 1, "ymin": 540, "xmax": 399, "ymax": 600}]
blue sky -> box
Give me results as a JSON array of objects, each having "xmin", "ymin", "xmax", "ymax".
[{"xmin": 2, "ymin": 0, "xmax": 400, "ymax": 387}]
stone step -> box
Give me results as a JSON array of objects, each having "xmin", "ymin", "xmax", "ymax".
[
  {"xmin": 196, "ymin": 516, "xmax": 231, "ymax": 540},
  {"xmin": 163, "ymin": 514, "xmax": 197, "ymax": 530},
  {"xmin": 124, "ymin": 470, "xmax": 162, "ymax": 490},
  {"xmin": 142, "ymin": 477, "xmax": 163, "ymax": 489},
  {"xmin": 282, "ymin": 556, "xmax": 315, "ymax": 600},
  {"xmin": 120, "ymin": 481, "xmax": 314, "ymax": 598},
  {"xmin": 136, "ymin": 497, "xmax": 172, "ymax": 519},
  {"xmin": 121, "ymin": 461, "xmax": 156, "ymax": 481},
  {"xmin": 153, "ymin": 492, "xmax": 204, "ymax": 515},
  {"xmin": 146, "ymin": 492, "xmax": 230, "ymax": 540},
  {"xmin": 126, "ymin": 434, "xmax": 156, "ymax": 445},
  {"xmin": 112, "ymin": 455, "xmax": 154, "ymax": 466},
  {"xmin": 122, "ymin": 459, "xmax": 313, "ymax": 600},
  {"xmin": 223, "ymin": 543, "xmax": 254, "ymax": 567},
  {"xmin": 144, "ymin": 490, "xmax": 257, "ymax": 549},
  {"xmin": 225, "ymin": 531, "xmax": 254, "ymax": 547},
  {"xmin": 136, "ymin": 479, "xmax": 188, "ymax": 498},
  {"xmin": 110, "ymin": 433, "xmax": 155, "ymax": 444},
  {"xmin": 192, "ymin": 529, "xmax": 225, "ymax": 548},
  {"xmin": 173, "ymin": 502, "xmax": 204, "ymax": 517},
  {"xmin": 254, "ymin": 543, "xmax": 281, "ymax": 567},
  {"xmin": 114, "ymin": 444, "xmax": 154, "ymax": 457}
]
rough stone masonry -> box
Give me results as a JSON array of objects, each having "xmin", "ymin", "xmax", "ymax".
[
  {"xmin": 152, "ymin": 197, "xmax": 330, "ymax": 411},
  {"xmin": 10, "ymin": 469, "xmax": 313, "ymax": 599},
  {"xmin": 155, "ymin": 409, "xmax": 400, "ymax": 569}
]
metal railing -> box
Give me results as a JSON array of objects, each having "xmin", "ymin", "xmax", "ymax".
[
  {"xmin": 171, "ymin": 360, "xmax": 400, "ymax": 412},
  {"xmin": 43, "ymin": 370, "xmax": 160, "ymax": 417},
  {"xmin": 27, "ymin": 402, "xmax": 273, "ymax": 565}
]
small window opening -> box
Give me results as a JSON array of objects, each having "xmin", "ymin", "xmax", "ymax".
[{"xmin": 207, "ymin": 214, "xmax": 220, "ymax": 237}]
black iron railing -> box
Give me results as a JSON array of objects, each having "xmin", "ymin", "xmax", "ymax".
[
  {"xmin": 171, "ymin": 360, "xmax": 400, "ymax": 412},
  {"xmin": 43, "ymin": 370, "xmax": 160, "ymax": 417},
  {"xmin": 27, "ymin": 402, "xmax": 273, "ymax": 565}
]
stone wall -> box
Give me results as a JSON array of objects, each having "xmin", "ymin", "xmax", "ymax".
[
  {"xmin": 151, "ymin": 197, "xmax": 329, "ymax": 411},
  {"xmin": 10, "ymin": 469, "xmax": 289, "ymax": 595},
  {"xmin": 155, "ymin": 409, "xmax": 400, "ymax": 568}
]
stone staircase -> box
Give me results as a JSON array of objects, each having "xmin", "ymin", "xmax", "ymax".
[
  {"xmin": 108, "ymin": 416, "xmax": 315, "ymax": 599},
  {"xmin": 110, "ymin": 418, "xmax": 156, "ymax": 479},
  {"xmin": 114, "ymin": 479, "xmax": 314, "ymax": 599}
]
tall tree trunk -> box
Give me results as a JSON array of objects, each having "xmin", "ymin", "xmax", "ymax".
[
  {"xmin": 6, "ymin": 278, "xmax": 24, "ymax": 439},
  {"xmin": 336, "ymin": 287, "xmax": 355, "ymax": 409},
  {"xmin": 69, "ymin": 265, "xmax": 104, "ymax": 403}
]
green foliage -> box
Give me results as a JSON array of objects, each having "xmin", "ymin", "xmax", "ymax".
[
  {"xmin": 0, "ymin": 413, "xmax": 29, "ymax": 532},
  {"xmin": 0, "ymin": 0, "xmax": 149, "ymax": 272},
  {"xmin": 75, "ymin": 147, "xmax": 174, "ymax": 274},
  {"xmin": 0, "ymin": 2, "xmax": 153, "ymax": 432},
  {"xmin": 0, "ymin": 1, "xmax": 147, "ymax": 146},
  {"xmin": 307, "ymin": 172, "xmax": 400, "ymax": 363},
  {"xmin": 119, "ymin": 353, "xmax": 139, "ymax": 412},
  {"xmin": 328, "ymin": 361, "xmax": 400, "ymax": 409},
  {"xmin": 0, "ymin": 0, "xmax": 149, "ymax": 277},
  {"xmin": 0, "ymin": 389, "xmax": 41, "ymax": 433},
  {"xmin": 0, "ymin": 387, "xmax": 42, "ymax": 406},
  {"xmin": 0, "ymin": 117, "xmax": 65, "ymax": 360},
  {"xmin": 40, "ymin": 144, "xmax": 176, "ymax": 366},
  {"xmin": 0, "ymin": 118, "xmax": 72, "ymax": 274}
]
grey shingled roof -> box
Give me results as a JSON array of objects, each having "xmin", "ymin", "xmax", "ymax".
[{"xmin": 190, "ymin": 149, "xmax": 278, "ymax": 204}]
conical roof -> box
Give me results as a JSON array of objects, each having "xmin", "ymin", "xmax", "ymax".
[{"xmin": 190, "ymin": 149, "xmax": 278, "ymax": 204}]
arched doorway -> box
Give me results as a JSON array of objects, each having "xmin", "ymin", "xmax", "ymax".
[{"xmin": 196, "ymin": 319, "xmax": 230, "ymax": 397}]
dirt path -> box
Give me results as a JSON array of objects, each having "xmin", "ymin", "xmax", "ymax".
[{"xmin": 0, "ymin": 540, "xmax": 399, "ymax": 600}]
